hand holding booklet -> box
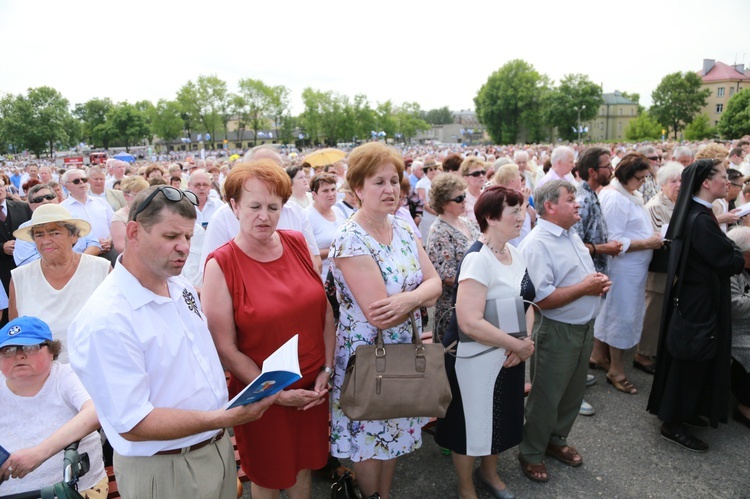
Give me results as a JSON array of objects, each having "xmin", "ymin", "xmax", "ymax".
[{"xmin": 226, "ymin": 335, "xmax": 301, "ymax": 410}]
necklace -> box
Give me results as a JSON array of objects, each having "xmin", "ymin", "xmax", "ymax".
[
  {"xmin": 362, "ymin": 212, "xmax": 393, "ymax": 245},
  {"xmin": 484, "ymin": 238, "xmax": 507, "ymax": 256}
]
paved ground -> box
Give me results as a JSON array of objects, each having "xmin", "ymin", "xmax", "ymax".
[{"xmin": 242, "ymin": 349, "xmax": 750, "ymax": 498}]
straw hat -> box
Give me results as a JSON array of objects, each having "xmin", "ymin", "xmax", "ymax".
[{"xmin": 13, "ymin": 204, "xmax": 92, "ymax": 242}]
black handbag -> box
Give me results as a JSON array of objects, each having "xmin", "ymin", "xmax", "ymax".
[
  {"xmin": 666, "ymin": 215, "xmax": 718, "ymax": 362},
  {"xmin": 330, "ymin": 470, "xmax": 360, "ymax": 499}
]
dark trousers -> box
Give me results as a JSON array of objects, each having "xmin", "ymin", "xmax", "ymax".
[{"xmin": 731, "ymin": 359, "xmax": 750, "ymax": 407}]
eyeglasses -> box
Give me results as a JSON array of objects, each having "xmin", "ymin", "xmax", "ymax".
[
  {"xmin": 69, "ymin": 177, "xmax": 88, "ymax": 185},
  {"xmin": 595, "ymin": 163, "xmax": 613, "ymax": 170},
  {"xmin": 646, "ymin": 156, "xmax": 662, "ymax": 162},
  {"xmin": 465, "ymin": 170, "xmax": 487, "ymax": 178},
  {"xmin": 450, "ymin": 194, "xmax": 467, "ymax": 204},
  {"xmin": 29, "ymin": 193, "xmax": 57, "ymax": 204},
  {"xmin": 731, "ymin": 182, "xmax": 743, "ymax": 188},
  {"xmin": 131, "ymin": 186, "xmax": 199, "ymax": 222},
  {"xmin": 190, "ymin": 183, "xmax": 212, "ymax": 189},
  {"xmin": 634, "ymin": 174, "xmax": 649, "ymax": 183},
  {"xmin": 0, "ymin": 343, "xmax": 48, "ymax": 358}
]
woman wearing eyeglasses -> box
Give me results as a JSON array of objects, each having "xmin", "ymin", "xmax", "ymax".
[
  {"xmin": 0, "ymin": 317, "xmax": 108, "ymax": 497},
  {"xmin": 426, "ymin": 173, "xmax": 480, "ymax": 342},
  {"xmin": 0, "ymin": 317, "xmax": 109, "ymax": 499},
  {"xmin": 8, "ymin": 205, "xmax": 111, "ymax": 364},
  {"xmin": 590, "ymin": 153, "xmax": 664, "ymax": 395},
  {"xmin": 459, "ymin": 157, "xmax": 486, "ymax": 223}
]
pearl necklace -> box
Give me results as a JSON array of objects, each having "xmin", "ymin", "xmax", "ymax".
[{"xmin": 484, "ymin": 239, "xmax": 507, "ymax": 256}]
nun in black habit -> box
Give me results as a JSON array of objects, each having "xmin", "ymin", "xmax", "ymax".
[{"xmin": 647, "ymin": 159, "xmax": 744, "ymax": 452}]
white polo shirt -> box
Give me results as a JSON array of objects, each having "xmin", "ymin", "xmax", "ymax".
[
  {"xmin": 195, "ymin": 197, "xmax": 222, "ymax": 227},
  {"xmin": 67, "ymin": 260, "xmax": 228, "ymax": 457},
  {"xmin": 519, "ymin": 218, "xmax": 602, "ymax": 325},
  {"xmin": 60, "ymin": 195, "xmax": 114, "ymax": 239}
]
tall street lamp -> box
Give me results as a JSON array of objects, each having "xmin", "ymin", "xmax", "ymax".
[{"xmin": 574, "ymin": 105, "xmax": 586, "ymax": 143}]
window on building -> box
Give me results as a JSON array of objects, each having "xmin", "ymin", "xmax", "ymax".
[
  {"xmin": 718, "ymin": 87, "xmax": 725, "ymax": 97},
  {"xmin": 730, "ymin": 87, "xmax": 735, "ymax": 96},
  {"xmin": 716, "ymin": 103, "xmax": 724, "ymax": 113},
  {"xmin": 600, "ymin": 121, "xmax": 604, "ymax": 130},
  {"xmin": 715, "ymin": 121, "xmax": 719, "ymax": 126},
  {"xmin": 631, "ymin": 108, "xmax": 635, "ymax": 115},
  {"xmin": 618, "ymin": 108, "xmax": 622, "ymax": 116},
  {"xmin": 618, "ymin": 122, "xmax": 622, "ymax": 132}
]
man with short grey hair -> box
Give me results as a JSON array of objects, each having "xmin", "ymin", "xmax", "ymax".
[
  {"xmin": 537, "ymin": 146, "xmax": 576, "ymax": 188},
  {"xmin": 517, "ymin": 180, "xmax": 611, "ymax": 483},
  {"xmin": 672, "ymin": 146, "xmax": 694, "ymax": 168}
]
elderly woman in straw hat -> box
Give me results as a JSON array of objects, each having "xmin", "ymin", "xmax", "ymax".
[{"xmin": 8, "ymin": 204, "xmax": 111, "ymax": 363}]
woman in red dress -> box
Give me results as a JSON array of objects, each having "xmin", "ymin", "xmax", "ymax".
[{"xmin": 202, "ymin": 160, "xmax": 335, "ymax": 499}]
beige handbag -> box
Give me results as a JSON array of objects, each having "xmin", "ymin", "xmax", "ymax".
[{"xmin": 339, "ymin": 313, "xmax": 452, "ymax": 421}]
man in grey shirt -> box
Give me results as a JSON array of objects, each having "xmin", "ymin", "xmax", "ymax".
[{"xmin": 517, "ymin": 180, "xmax": 611, "ymax": 483}]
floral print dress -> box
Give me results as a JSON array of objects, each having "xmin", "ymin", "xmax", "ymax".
[
  {"xmin": 329, "ymin": 215, "xmax": 428, "ymax": 461},
  {"xmin": 426, "ymin": 217, "xmax": 480, "ymax": 341}
]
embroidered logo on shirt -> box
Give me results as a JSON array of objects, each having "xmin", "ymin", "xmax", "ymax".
[{"xmin": 182, "ymin": 288, "xmax": 201, "ymax": 318}]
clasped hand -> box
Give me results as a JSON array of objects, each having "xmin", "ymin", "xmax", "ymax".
[{"xmin": 276, "ymin": 371, "xmax": 329, "ymax": 411}]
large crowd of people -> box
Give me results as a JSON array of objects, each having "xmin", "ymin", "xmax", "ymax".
[{"xmin": 1, "ymin": 136, "xmax": 750, "ymax": 498}]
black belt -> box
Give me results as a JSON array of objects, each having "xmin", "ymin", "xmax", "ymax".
[{"xmin": 154, "ymin": 429, "xmax": 225, "ymax": 455}]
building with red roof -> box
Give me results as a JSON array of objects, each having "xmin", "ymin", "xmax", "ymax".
[{"xmin": 697, "ymin": 59, "xmax": 750, "ymax": 126}]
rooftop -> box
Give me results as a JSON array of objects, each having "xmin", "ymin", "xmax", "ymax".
[
  {"xmin": 699, "ymin": 59, "xmax": 750, "ymax": 82},
  {"xmin": 603, "ymin": 91, "xmax": 637, "ymax": 105}
]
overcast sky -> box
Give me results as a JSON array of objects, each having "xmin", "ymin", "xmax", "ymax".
[{"xmin": 1, "ymin": 0, "xmax": 748, "ymax": 115}]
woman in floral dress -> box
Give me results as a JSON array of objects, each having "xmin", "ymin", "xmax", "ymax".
[{"xmin": 330, "ymin": 142, "xmax": 442, "ymax": 499}]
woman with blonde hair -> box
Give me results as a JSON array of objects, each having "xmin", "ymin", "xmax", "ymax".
[{"xmin": 459, "ymin": 157, "xmax": 486, "ymax": 223}]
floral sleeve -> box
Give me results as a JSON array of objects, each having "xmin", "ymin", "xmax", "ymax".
[{"xmin": 427, "ymin": 220, "xmax": 458, "ymax": 282}]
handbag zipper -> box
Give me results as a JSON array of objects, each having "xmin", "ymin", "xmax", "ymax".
[{"xmin": 376, "ymin": 374, "xmax": 425, "ymax": 394}]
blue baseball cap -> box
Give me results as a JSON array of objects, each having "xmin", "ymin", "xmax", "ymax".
[{"xmin": 0, "ymin": 316, "xmax": 53, "ymax": 349}]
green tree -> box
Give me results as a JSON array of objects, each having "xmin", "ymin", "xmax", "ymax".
[
  {"xmin": 300, "ymin": 88, "xmax": 324, "ymax": 144},
  {"xmin": 176, "ymin": 75, "xmax": 227, "ymax": 148},
  {"xmin": 268, "ymin": 85, "xmax": 291, "ymax": 143},
  {"xmin": 620, "ymin": 91, "xmax": 645, "ymax": 114},
  {"xmin": 684, "ymin": 113, "xmax": 717, "ymax": 140},
  {"xmin": 375, "ymin": 100, "xmax": 398, "ymax": 140},
  {"xmin": 650, "ymin": 71, "xmax": 711, "ymax": 139},
  {"xmin": 542, "ymin": 73, "xmax": 603, "ymax": 142},
  {"xmin": 237, "ymin": 78, "xmax": 273, "ymax": 145},
  {"xmin": 150, "ymin": 99, "xmax": 185, "ymax": 144},
  {"xmin": 2, "ymin": 87, "xmax": 72, "ymax": 157},
  {"xmin": 475, "ymin": 59, "xmax": 548, "ymax": 144},
  {"xmin": 422, "ymin": 106, "xmax": 453, "ymax": 125},
  {"xmin": 349, "ymin": 94, "xmax": 376, "ymax": 142},
  {"xmin": 73, "ymin": 98, "xmax": 113, "ymax": 146},
  {"xmin": 395, "ymin": 102, "xmax": 429, "ymax": 142},
  {"xmin": 717, "ymin": 88, "xmax": 750, "ymax": 138},
  {"xmin": 107, "ymin": 102, "xmax": 150, "ymax": 151},
  {"xmin": 624, "ymin": 110, "xmax": 663, "ymax": 141}
]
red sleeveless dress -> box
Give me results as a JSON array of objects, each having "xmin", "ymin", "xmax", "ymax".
[{"xmin": 209, "ymin": 230, "xmax": 328, "ymax": 489}]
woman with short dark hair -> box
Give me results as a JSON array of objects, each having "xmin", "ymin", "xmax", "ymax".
[
  {"xmin": 435, "ymin": 185, "xmax": 535, "ymax": 499},
  {"xmin": 591, "ymin": 153, "xmax": 663, "ymax": 394}
]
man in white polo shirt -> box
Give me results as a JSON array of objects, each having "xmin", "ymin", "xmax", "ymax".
[{"xmin": 68, "ymin": 185, "xmax": 276, "ymax": 498}]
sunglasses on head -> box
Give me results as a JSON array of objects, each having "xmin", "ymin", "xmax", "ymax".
[
  {"xmin": 70, "ymin": 177, "xmax": 88, "ymax": 185},
  {"xmin": 131, "ymin": 186, "xmax": 198, "ymax": 222},
  {"xmin": 30, "ymin": 193, "xmax": 56, "ymax": 204},
  {"xmin": 450, "ymin": 194, "xmax": 467, "ymax": 204},
  {"xmin": 465, "ymin": 170, "xmax": 486, "ymax": 178}
]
